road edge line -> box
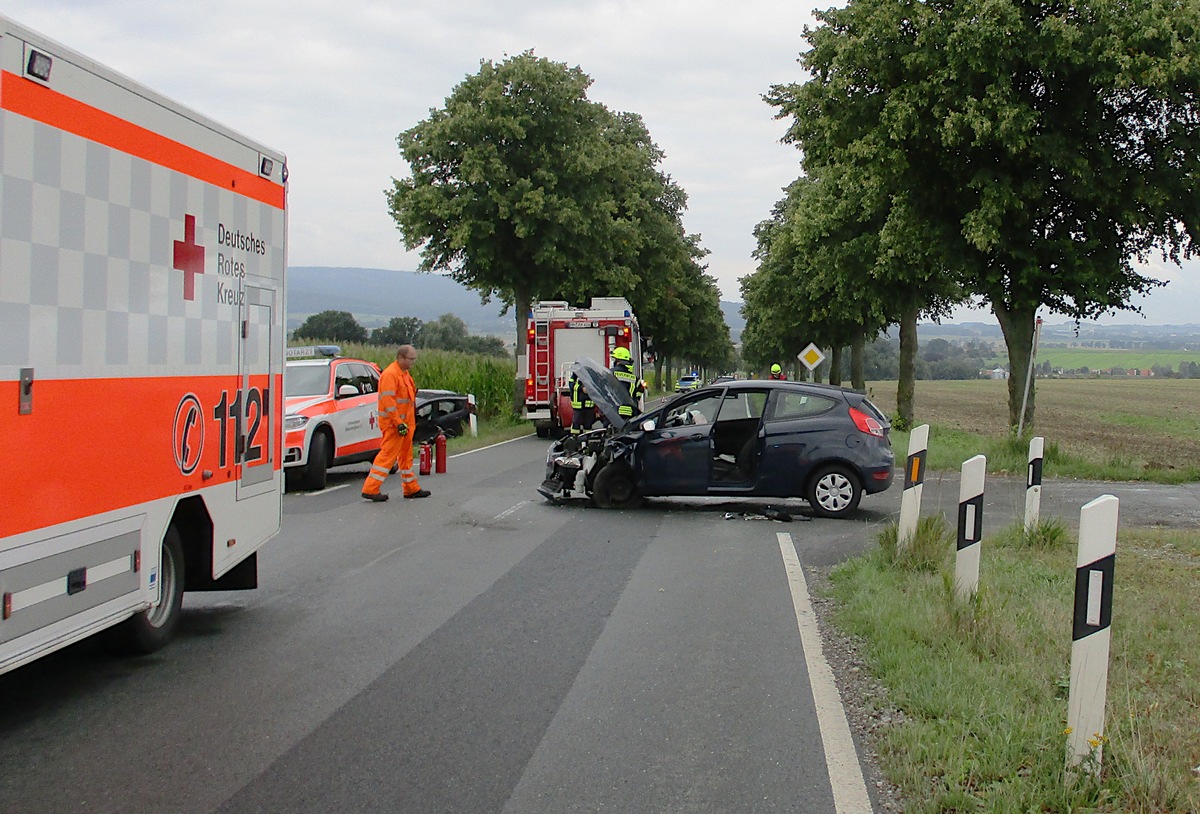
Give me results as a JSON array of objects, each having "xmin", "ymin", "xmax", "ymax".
[{"xmin": 776, "ymin": 532, "xmax": 874, "ymax": 814}]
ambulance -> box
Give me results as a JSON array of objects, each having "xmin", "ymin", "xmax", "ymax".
[
  {"xmin": 0, "ymin": 16, "xmax": 287, "ymax": 673},
  {"xmin": 521, "ymin": 297, "xmax": 643, "ymax": 437}
]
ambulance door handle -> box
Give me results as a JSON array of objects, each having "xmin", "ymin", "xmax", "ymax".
[{"xmin": 19, "ymin": 368, "xmax": 34, "ymax": 415}]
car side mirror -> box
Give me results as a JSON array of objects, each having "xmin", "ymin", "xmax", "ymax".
[
  {"xmin": 641, "ymin": 419, "xmax": 656, "ymax": 432},
  {"xmin": 337, "ymin": 384, "xmax": 359, "ymax": 397}
]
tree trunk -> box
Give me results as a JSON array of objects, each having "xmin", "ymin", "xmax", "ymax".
[
  {"xmin": 896, "ymin": 307, "xmax": 918, "ymax": 427},
  {"xmin": 512, "ymin": 287, "xmax": 530, "ymax": 415},
  {"xmin": 851, "ymin": 331, "xmax": 866, "ymax": 391},
  {"xmin": 828, "ymin": 347, "xmax": 843, "ymax": 386},
  {"xmin": 994, "ymin": 301, "xmax": 1038, "ymax": 431}
]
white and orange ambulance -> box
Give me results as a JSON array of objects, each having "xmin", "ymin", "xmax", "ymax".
[{"xmin": 0, "ymin": 15, "xmax": 287, "ymax": 673}]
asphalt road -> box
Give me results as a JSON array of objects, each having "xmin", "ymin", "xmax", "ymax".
[
  {"xmin": 3, "ymin": 436, "xmax": 1194, "ymax": 814},
  {"xmin": 1, "ymin": 436, "xmax": 891, "ymax": 814}
]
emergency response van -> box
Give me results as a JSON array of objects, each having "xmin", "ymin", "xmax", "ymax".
[
  {"xmin": 0, "ymin": 16, "xmax": 287, "ymax": 673},
  {"xmin": 521, "ymin": 297, "xmax": 642, "ymax": 437}
]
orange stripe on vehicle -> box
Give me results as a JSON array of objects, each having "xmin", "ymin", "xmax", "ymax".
[
  {"xmin": 0, "ymin": 71, "xmax": 284, "ymax": 210},
  {"xmin": 0, "ymin": 375, "xmax": 282, "ymax": 539}
]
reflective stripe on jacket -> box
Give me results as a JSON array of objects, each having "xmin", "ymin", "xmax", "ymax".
[{"xmin": 569, "ymin": 374, "xmax": 594, "ymax": 409}]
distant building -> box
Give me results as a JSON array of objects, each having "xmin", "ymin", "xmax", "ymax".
[{"xmin": 989, "ymin": 367, "xmax": 1009, "ymax": 380}]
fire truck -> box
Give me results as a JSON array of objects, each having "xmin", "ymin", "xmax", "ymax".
[
  {"xmin": 0, "ymin": 16, "xmax": 287, "ymax": 673},
  {"xmin": 521, "ymin": 297, "xmax": 643, "ymax": 437}
]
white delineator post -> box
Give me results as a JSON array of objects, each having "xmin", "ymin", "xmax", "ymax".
[
  {"xmin": 1025, "ymin": 436, "xmax": 1044, "ymax": 533},
  {"xmin": 1066, "ymin": 495, "xmax": 1118, "ymax": 776},
  {"xmin": 468, "ymin": 393, "xmax": 478, "ymax": 437},
  {"xmin": 897, "ymin": 424, "xmax": 929, "ymax": 552},
  {"xmin": 955, "ymin": 455, "xmax": 987, "ymax": 601}
]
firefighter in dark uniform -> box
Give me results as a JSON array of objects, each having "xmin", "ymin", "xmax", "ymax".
[
  {"xmin": 569, "ymin": 370, "xmax": 595, "ymax": 435},
  {"xmin": 610, "ymin": 346, "xmax": 645, "ymax": 420}
]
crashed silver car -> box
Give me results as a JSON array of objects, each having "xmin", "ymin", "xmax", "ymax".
[{"xmin": 538, "ymin": 358, "xmax": 895, "ymax": 518}]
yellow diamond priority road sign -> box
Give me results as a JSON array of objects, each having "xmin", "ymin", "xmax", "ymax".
[{"xmin": 798, "ymin": 343, "xmax": 826, "ymax": 371}]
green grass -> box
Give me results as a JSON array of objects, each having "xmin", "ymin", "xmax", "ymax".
[
  {"xmin": 828, "ymin": 522, "xmax": 1200, "ymax": 813},
  {"xmin": 1038, "ymin": 347, "xmax": 1200, "ymax": 372}
]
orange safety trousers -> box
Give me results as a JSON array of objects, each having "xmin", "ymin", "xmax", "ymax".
[{"xmin": 362, "ymin": 431, "xmax": 421, "ymax": 496}]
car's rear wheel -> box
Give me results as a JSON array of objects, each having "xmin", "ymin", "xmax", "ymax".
[
  {"xmin": 300, "ymin": 431, "xmax": 330, "ymax": 491},
  {"xmin": 806, "ymin": 465, "xmax": 862, "ymax": 518},
  {"xmin": 593, "ymin": 462, "xmax": 642, "ymax": 509}
]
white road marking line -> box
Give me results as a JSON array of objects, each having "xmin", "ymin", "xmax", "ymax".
[
  {"xmin": 776, "ymin": 532, "xmax": 874, "ymax": 814},
  {"xmin": 493, "ymin": 501, "xmax": 527, "ymax": 521}
]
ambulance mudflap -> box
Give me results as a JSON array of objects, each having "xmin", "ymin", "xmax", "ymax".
[{"xmin": 0, "ymin": 15, "xmax": 287, "ymax": 674}]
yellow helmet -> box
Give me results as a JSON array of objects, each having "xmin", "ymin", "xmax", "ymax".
[
  {"xmin": 611, "ymin": 346, "xmax": 632, "ymax": 362},
  {"xmin": 771, "ymin": 363, "xmax": 782, "ymax": 374}
]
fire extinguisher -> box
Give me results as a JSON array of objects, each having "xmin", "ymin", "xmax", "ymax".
[
  {"xmin": 418, "ymin": 441, "xmax": 432, "ymax": 476},
  {"xmin": 434, "ymin": 428, "xmax": 448, "ymax": 474}
]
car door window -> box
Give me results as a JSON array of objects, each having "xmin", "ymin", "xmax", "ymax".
[
  {"xmin": 767, "ymin": 391, "xmax": 838, "ymax": 421},
  {"xmin": 334, "ymin": 363, "xmax": 358, "ymax": 397},
  {"xmin": 713, "ymin": 390, "xmax": 767, "ymax": 423},
  {"xmin": 663, "ymin": 392, "xmax": 723, "ymax": 427},
  {"xmin": 347, "ymin": 363, "xmax": 376, "ymax": 395}
]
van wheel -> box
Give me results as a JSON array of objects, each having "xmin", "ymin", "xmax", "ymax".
[
  {"xmin": 806, "ymin": 465, "xmax": 862, "ymax": 518},
  {"xmin": 300, "ymin": 431, "xmax": 330, "ymax": 490},
  {"xmin": 593, "ymin": 462, "xmax": 642, "ymax": 509},
  {"xmin": 536, "ymin": 425, "xmax": 550, "ymax": 438},
  {"xmin": 104, "ymin": 526, "xmax": 185, "ymax": 654}
]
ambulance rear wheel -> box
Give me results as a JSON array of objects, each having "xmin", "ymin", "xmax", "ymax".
[
  {"xmin": 105, "ymin": 526, "xmax": 185, "ymax": 655},
  {"xmin": 300, "ymin": 431, "xmax": 330, "ymax": 491}
]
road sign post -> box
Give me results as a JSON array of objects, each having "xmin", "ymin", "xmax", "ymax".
[
  {"xmin": 955, "ymin": 455, "xmax": 986, "ymax": 600},
  {"xmin": 1066, "ymin": 495, "xmax": 1118, "ymax": 777}
]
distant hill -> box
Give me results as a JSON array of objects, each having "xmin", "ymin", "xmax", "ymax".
[{"xmin": 289, "ymin": 266, "xmax": 748, "ymax": 341}]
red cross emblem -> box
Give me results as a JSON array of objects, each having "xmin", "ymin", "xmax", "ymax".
[
  {"xmin": 369, "ymin": 412, "xmax": 377, "ymax": 429},
  {"xmin": 173, "ymin": 214, "xmax": 205, "ymax": 301}
]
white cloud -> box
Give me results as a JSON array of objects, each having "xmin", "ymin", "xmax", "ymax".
[{"xmin": 7, "ymin": 1, "xmax": 1195, "ymax": 323}]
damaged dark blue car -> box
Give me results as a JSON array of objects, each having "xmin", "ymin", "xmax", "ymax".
[{"xmin": 538, "ymin": 358, "xmax": 895, "ymax": 519}]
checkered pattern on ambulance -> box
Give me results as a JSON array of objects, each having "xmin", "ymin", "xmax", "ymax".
[{"xmin": 0, "ymin": 109, "xmax": 285, "ymax": 382}]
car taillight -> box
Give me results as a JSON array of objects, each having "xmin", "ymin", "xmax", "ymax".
[{"xmin": 849, "ymin": 406, "xmax": 884, "ymax": 438}]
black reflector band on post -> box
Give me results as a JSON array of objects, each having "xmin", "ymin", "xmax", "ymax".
[
  {"xmin": 1072, "ymin": 553, "xmax": 1115, "ymax": 641},
  {"xmin": 1028, "ymin": 456, "xmax": 1043, "ymax": 488},
  {"xmin": 957, "ymin": 494, "xmax": 984, "ymax": 550}
]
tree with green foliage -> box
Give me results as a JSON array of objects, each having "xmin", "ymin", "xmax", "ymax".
[
  {"xmin": 387, "ymin": 52, "xmax": 709, "ymax": 410},
  {"xmin": 776, "ymin": 0, "xmax": 1200, "ymax": 428},
  {"xmin": 370, "ymin": 316, "xmax": 424, "ymax": 347},
  {"xmin": 294, "ymin": 310, "xmax": 367, "ymax": 343}
]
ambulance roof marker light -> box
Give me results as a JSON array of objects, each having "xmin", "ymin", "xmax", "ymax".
[{"xmin": 27, "ymin": 50, "xmax": 52, "ymax": 82}]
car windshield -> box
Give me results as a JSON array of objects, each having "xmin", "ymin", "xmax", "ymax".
[{"xmin": 285, "ymin": 365, "xmax": 331, "ymax": 397}]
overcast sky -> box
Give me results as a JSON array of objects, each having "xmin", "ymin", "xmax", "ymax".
[{"xmin": 8, "ymin": 0, "xmax": 1197, "ymax": 325}]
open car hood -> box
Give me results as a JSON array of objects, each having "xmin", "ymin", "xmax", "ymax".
[{"xmin": 570, "ymin": 357, "xmax": 636, "ymax": 427}]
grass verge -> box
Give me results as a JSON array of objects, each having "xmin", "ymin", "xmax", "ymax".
[{"xmin": 829, "ymin": 521, "xmax": 1200, "ymax": 812}]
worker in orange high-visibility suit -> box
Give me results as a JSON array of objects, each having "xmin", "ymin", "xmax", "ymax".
[{"xmin": 362, "ymin": 345, "xmax": 431, "ymax": 502}]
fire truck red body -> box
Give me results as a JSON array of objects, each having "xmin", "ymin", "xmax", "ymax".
[{"xmin": 521, "ymin": 298, "xmax": 642, "ymax": 437}]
